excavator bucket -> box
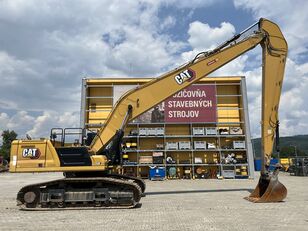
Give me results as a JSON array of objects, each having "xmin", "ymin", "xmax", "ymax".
[{"xmin": 245, "ymin": 166, "xmax": 287, "ymax": 203}]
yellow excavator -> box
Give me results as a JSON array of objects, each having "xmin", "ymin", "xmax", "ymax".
[{"xmin": 9, "ymin": 18, "xmax": 287, "ymax": 210}]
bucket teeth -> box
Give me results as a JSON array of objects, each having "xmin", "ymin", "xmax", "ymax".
[{"xmin": 245, "ymin": 169, "xmax": 287, "ymax": 203}]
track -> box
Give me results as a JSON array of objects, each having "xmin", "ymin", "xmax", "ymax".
[
  {"xmin": 63, "ymin": 172, "xmax": 146, "ymax": 195},
  {"xmin": 17, "ymin": 177, "xmax": 142, "ymax": 210},
  {"xmin": 106, "ymin": 173, "xmax": 146, "ymax": 196}
]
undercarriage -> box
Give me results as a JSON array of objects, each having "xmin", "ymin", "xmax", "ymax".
[{"xmin": 17, "ymin": 174, "xmax": 145, "ymax": 210}]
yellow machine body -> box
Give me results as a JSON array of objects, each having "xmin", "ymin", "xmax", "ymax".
[{"xmin": 9, "ymin": 140, "xmax": 107, "ymax": 173}]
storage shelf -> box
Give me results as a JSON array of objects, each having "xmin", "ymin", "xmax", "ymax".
[
  {"xmin": 166, "ymin": 164, "xmax": 193, "ymax": 166},
  {"xmin": 122, "ymin": 163, "xmax": 248, "ymax": 167},
  {"xmin": 127, "ymin": 122, "xmax": 245, "ymax": 125},
  {"xmin": 221, "ymin": 164, "xmax": 248, "ymax": 166},
  {"xmin": 191, "ymin": 164, "xmax": 220, "ymax": 166},
  {"xmin": 220, "ymin": 149, "xmax": 247, "ymax": 151},
  {"xmin": 165, "ymin": 149, "xmax": 192, "ymax": 152},
  {"xmin": 122, "ymin": 149, "xmax": 138, "ymax": 152},
  {"xmin": 192, "ymin": 149, "xmax": 220, "ymax": 152},
  {"xmin": 123, "ymin": 149, "xmax": 246, "ymax": 152},
  {"xmin": 139, "ymin": 136, "xmax": 165, "ymax": 138},
  {"xmin": 218, "ymin": 135, "xmax": 245, "ymax": 137},
  {"xmin": 166, "ymin": 135, "xmax": 216, "ymax": 138},
  {"xmin": 138, "ymin": 164, "xmax": 166, "ymax": 167},
  {"xmin": 124, "ymin": 135, "xmax": 246, "ymax": 139}
]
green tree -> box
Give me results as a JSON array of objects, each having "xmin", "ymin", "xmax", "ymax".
[{"xmin": 0, "ymin": 130, "xmax": 18, "ymax": 160}]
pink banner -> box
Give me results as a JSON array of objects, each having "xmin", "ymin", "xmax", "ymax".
[{"xmin": 164, "ymin": 85, "xmax": 216, "ymax": 123}]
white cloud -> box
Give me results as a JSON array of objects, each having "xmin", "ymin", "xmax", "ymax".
[
  {"xmin": 0, "ymin": 0, "xmax": 186, "ymax": 138},
  {"xmin": 0, "ymin": 51, "xmax": 39, "ymax": 86},
  {"xmin": 244, "ymin": 58, "xmax": 308, "ymax": 137},
  {"xmin": 0, "ymin": 110, "xmax": 79, "ymax": 140},
  {"xmin": 188, "ymin": 21, "xmax": 235, "ymax": 50},
  {"xmin": 0, "ymin": 113, "xmax": 10, "ymax": 126},
  {"xmin": 211, "ymin": 55, "xmax": 248, "ymax": 76},
  {"xmin": 0, "ymin": 1, "xmax": 187, "ymax": 115},
  {"xmin": 279, "ymin": 61, "xmax": 308, "ymax": 135},
  {"xmin": 0, "ymin": 111, "xmax": 35, "ymax": 139},
  {"xmin": 233, "ymin": 0, "xmax": 308, "ymax": 58},
  {"xmin": 7, "ymin": 111, "xmax": 35, "ymax": 130},
  {"xmin": 180, "ymin": 20, "xmax": 236, "ymax": 68},
  {"xmin": 233, "ymin": 0, "xmax": 308, "ymax": 137},
  {"xmin": 27, "ymin": 111, "xmax": 79, "ymax": 138},
  {"xmin": 104, "ymin": 26, "xmax": 178, "ymax": 76},
  {"xmin": 160, "ymin": 16, "xmax": 176, "ymax": 30},
  {"xmin": 163, "ymin": 0, "xmax": 217, "ymax": 9}
]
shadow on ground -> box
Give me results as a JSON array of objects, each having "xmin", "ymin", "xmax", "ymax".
[{"xmin": 145, "ymin": 188, "xmax": 253, "ymax": 196}]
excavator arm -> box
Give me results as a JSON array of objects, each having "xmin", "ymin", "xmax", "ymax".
[
  {"xmin": 247, "ymin": 19, "xmax": 288, "ymax": 202},
  {"xmin": 260, "ymin": 19, "xmax": 287, "ymax": 171}
]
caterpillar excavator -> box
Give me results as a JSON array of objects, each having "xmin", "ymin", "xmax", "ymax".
[{"xmin": 9, "ymin": 18, "xmax": 287, "ymax": 210}]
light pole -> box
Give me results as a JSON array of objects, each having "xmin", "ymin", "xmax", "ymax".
[
  {"xmin": 290, "ymin": 144, "xmax": 298, "ymax": 170},
  {"xmin": 290, "ymin": 145, "xmax": 298, "ymax": 159}
]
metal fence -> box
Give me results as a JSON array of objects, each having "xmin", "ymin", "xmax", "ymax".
[{"xmin": 288, "ymin": 157, "xmax": 308, "ymax": 176}]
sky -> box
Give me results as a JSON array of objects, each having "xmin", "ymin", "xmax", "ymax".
[{"xmin": 0, "ymin": 0, "xmax": 308, "ymax": 143}]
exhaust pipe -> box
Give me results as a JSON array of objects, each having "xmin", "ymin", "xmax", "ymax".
[{"xmin": 245, "ymin": 164, "xmax": 287, "ymax": 203}]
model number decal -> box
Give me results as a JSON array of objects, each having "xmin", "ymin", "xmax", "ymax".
[
  {"xmin": 174, "ymin": 69, "xmax": 195, "ymax": 85},
  {"xmin": 207, "ymin": 58, "xmax": 218, "ymax": 66},
  {"xmin": 22, "ymin": 148, "xmax": 41, "ymax": 159}
]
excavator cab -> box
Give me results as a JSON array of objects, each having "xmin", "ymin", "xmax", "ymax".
[
  {"xmin": 49, "ymin": 127, "xmax": 124, "ymax": 166},
  {"xmin": 50, "ymin": 127, "xmax": 86, "ymax": 147}
]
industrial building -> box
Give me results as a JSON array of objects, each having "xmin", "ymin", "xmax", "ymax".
[{"xmin": 80, "ymin": 76, "xmax": 254, "ymax": 179}]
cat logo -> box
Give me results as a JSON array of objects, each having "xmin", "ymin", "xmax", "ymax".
[
  {"xmin": 22, "ymin": 148, "xmax": 41, "ymax": 159},
  {"xmin": 174, "ymin": 68, "xmax": 196, "ymax": 85}
]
